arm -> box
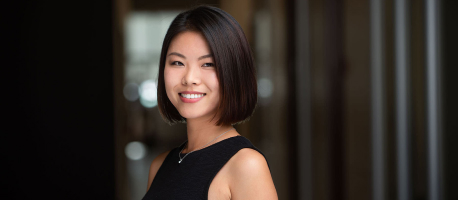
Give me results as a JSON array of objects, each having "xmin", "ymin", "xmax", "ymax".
[
  {"xmin": 146, "ymin": 150, "xmax": 170, "ymax": 191},
  {"xmin": 229, "ymin": 148, "xmax": 278, "ymax": 200}
]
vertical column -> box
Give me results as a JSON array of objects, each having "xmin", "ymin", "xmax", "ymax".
[
  {"xmin": 325, "ymin": 0, "xmax": 345, "ymax": 198},
  {"xmin": 425, "ymin": 0, "xmax": 442, "ymax": 200},
  {"xmin": 295, "ymin": 0, "xmax": 312, "ymax": 199},
  {"xmin": 370, "ymin": 0, "xmax": 385, "ymax": 200},
  {"xmin": 395, "ymin": 0, "xmax": 411, "ymax": 200}
]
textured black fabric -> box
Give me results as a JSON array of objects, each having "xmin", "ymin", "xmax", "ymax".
[{"xmin": 142, "ymin": 136, "xmax": 268, "ymax": 200}]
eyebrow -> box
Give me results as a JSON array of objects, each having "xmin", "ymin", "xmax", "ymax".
[{"xmin": 167, "ymin": 52, "xmax": 213, "ymax": 60}]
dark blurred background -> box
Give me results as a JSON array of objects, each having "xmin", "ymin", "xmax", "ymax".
[{"xmin": 3, "ymin": 0, "xmax": 457, "ymax": 200}]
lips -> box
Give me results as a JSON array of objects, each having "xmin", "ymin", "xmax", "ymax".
[
  {"xmin": 179, "ymin": 92, "xmax": 206, "ymax": 103},
  {"xmin": 180, "ymin": 91, "xmax": 205, "ymax": 94},
  {"xmin": 180, "ymin": 93, "xmax": 205, "ymax": 99}
]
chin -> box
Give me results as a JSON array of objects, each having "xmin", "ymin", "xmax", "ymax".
[
  {"xmin": 178, "ymin": 108, "xmax": 217, "ymax": 121},
  {"xmin": 179, "ymin": 111, "xmax": 206, "ymax": 120}
]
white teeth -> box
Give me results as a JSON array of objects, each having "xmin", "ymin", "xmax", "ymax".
[{"xmin": 181, "ymin": 93, "xmax": 205, "ymax": 99}]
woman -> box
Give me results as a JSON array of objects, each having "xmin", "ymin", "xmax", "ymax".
[{"xmin": 143, "ymin": 5, "xmax": 278, "ymax": 200}]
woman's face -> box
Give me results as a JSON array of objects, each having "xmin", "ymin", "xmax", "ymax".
[{"xmin": 164, "ymin": 31, "xmax": 220, "ymax": 121}]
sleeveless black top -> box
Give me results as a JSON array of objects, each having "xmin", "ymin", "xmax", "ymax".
[{"xmin": 142, "ymin": 136, "xmax": 268, "ymax": 200}]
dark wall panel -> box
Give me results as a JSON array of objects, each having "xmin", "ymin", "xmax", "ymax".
[
  {"xmin": 3, "ymin": 1, "xmax": 115, "ymax": 199},
  {"xmin": 443, "ymin": 1, "xmax": 458, "ymax": 200}
]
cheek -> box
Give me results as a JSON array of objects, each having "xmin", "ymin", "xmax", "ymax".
[
  {"xmin": 211, "ymin": 77, "xmax": 220, "ymax": 94},
  {"xmin": 206, "ymin": 72, "xmax": 220, "ymax": 97},
  {"xmin": 164, "ymin": 68, "xmax": 178, "ymax": 100}
]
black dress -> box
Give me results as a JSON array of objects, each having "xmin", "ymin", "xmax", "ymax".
[{"xmin": 142, "ymin": 136, "xmax": 268, "ymax": 200}]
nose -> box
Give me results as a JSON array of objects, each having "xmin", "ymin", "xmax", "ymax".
[{"xmin": 182, "ymin": 65, "xmax": 201, "ymax": 85}]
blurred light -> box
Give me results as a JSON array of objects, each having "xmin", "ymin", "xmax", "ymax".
[
  {"xmin": 258, "ymin": 78, "xmax": 273, "ymax": 98},
  {"xmin": 125, "ymin": 141, "xmax": 147, "ymax": 160},
  {"xmin": 139, "ymin": 79, "xmax": 157, "ymax": 108},
  {"xmin": 126, "ymin": 12, "xmax": 181, "ymax": 55},
  {"xmin": 126, "ymin": 13, "xmax": 150, "ymax": 54},
  {"xmin": 123, "ymin": 83, "xmax": 139, "ymax": 101}
]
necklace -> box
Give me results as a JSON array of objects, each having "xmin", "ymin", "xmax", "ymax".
[{"xmin": 178, "ymin": 127, "xmax": 235, "ymax": 164}]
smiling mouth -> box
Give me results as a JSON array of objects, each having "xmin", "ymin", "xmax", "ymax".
[{"xmin": 179, "ymin": 93, "xmax": 206, "ymax": 99}]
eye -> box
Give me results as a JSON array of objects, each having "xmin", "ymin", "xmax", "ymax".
[
  {"xmin": 171, "ymin": 61, "xmax": 184, "ymax": 66},
  {"xmin": 202, "ymin": 63, "xmax": 215, "ymax": 67}
]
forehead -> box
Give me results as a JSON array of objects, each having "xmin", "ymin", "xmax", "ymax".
[{"xmin": 167, "ymin": 31, "xmax": 212, "ymax": 57}]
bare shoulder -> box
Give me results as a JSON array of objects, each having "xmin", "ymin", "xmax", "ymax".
[
  {"xmin": 230, "ymin": 148, "xmax": 269, "ymax": 172},
  {"xmin": 228, "ymin": 148, "xmax": 278, "ymax": 200},
  {"xmin": 146, "ymin": 150, "xmax": 170, "ymax": 191}
]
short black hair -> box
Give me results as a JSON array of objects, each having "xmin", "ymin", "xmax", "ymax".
[{"xmin": 157, "ymin": 5, "xmax": 257, "ymax": 126}]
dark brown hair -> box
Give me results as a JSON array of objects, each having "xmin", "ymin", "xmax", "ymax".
[{"xmin": 157, "ymin": 5, "xmax": 257, "ymax": 126}]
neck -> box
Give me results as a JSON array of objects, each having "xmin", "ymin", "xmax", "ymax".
[{"xmin": 184, "ymin": 117, "xmax": 235, "ymax": 153}]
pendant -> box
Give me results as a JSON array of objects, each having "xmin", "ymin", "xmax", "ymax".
[{"xmin": 178, "ymin": 160, "xmax": 182, "ymax": 163}]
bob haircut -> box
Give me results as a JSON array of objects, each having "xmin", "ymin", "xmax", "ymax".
[{"xmin": 157, "ymin": 5, "xmax": 257, "ymax": 126}]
